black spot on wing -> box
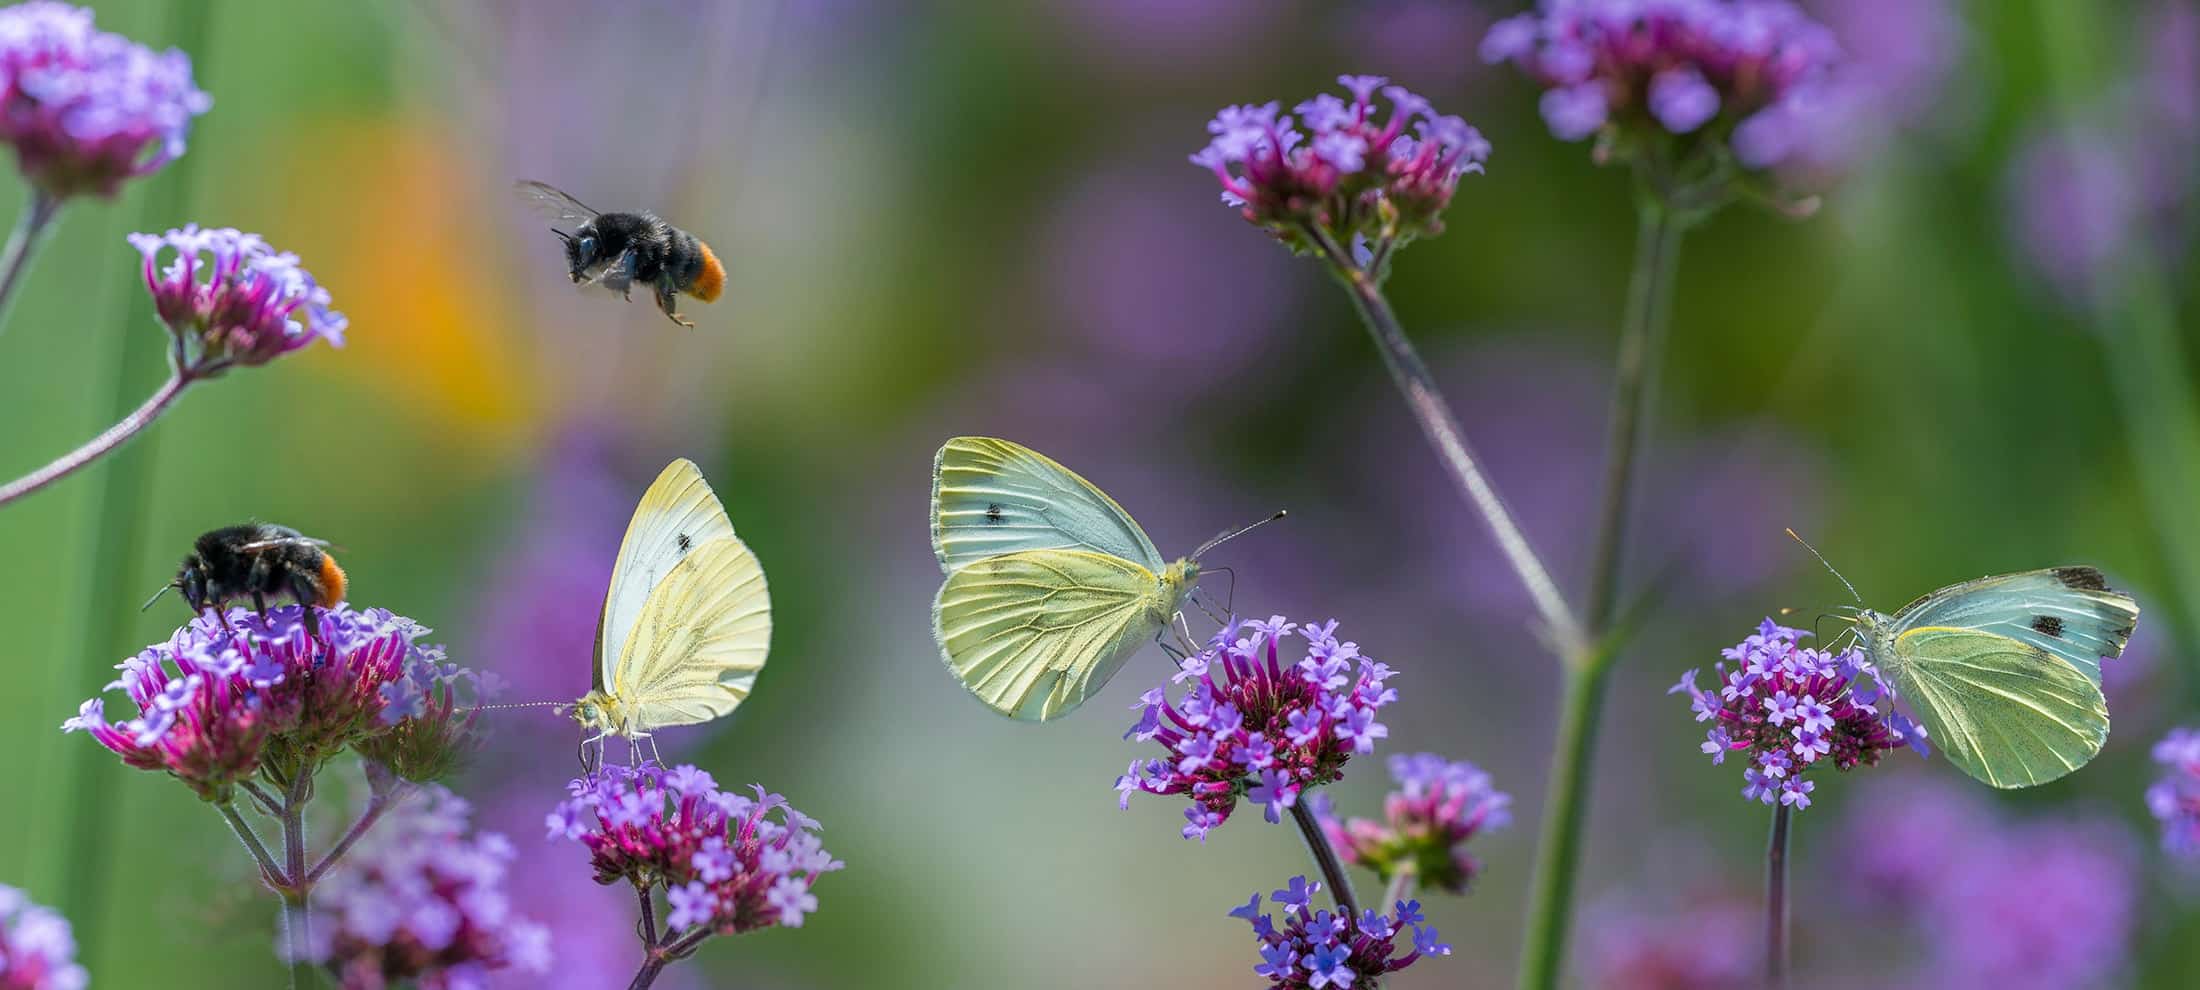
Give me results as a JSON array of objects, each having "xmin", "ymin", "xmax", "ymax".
[
  {"xmin": 676, "ymin": 533, "xmax": 692, "ymax": 552},
  {"xmin": 985, "ymin": 503, "xmax": 1006, "ymax": 525},
  {"xmin": 2031, "ymin": 615, "xmax": 2064, "ymax": 637},
  {"xmin": 2052, "ymin": 566, "xmax": 2110, "ymax": 591}
]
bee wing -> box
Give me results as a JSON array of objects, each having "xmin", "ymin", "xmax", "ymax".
[
  {"xmin": 237, "ymin": 536, "xmax": 335, "ymax": 551},
  {"xmin": 586, "ymin": 249, "xmax": 639, "ymax": 293},
  {"xmin": 514, "ymin": 180, "xmax": 601, "ymax": 223}
]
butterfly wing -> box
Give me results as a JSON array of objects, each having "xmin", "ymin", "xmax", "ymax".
[
  {"xmin": 1891, "ymin": 567, "xmax": 2138, "ymax": 684},
  {"xmin": 609, "ymin": 537, "xmax": 772, "ymax": 732},
  {"xmin": 514, "ymin": 179, "xmax": 601, "ymax": 224},
  {"xmin": 933, "ymin": 549, "xmax": 1171, "ymax": 721},
  {"xmin": 931, "ymin": 437, "xmax": 1166, "ymax": 574},
  {"xmin": 594, "ymin": 459, "xmax": 738, "ymax": 694},
  {"xmin": 1879, "ymin": 626, "xmax": 2109, "ymax": 788}
]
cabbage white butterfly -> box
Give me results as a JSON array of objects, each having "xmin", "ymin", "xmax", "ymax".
[
  {"xmin": 929, "ymin": 437, "xmax": 1275, "ymax": 721},
  {"xmin": 1799, "ymin": 535, "xmax": 2139, "ymax": 788},
  {"xmin": 569, "ymin": 459, "xmax": 772, "ymax": 764}
]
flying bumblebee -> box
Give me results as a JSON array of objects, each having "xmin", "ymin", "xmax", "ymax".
[
  {"xmin": 515, "ymin": 180, "xmax": 726, "ymax": 328},
  {"xmin": 144, "ymin": 523, "xmax": 348, "ymax": 639}
]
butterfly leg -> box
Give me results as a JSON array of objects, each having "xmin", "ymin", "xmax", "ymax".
[{"xmin": 645, "ymin": 735, "xmax": 665, "ymax": 767}]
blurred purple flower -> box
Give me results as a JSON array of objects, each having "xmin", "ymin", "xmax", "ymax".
[
  {"xmin": 0, "ymin": 884, "xmax": 87, "ymax": 990},
  {"xmin": 1798, "ymin": 0, "xmax": 1971, "ymax": 167},
  {"xmin": 1579, "ymin": 888, "xmax": 1757, "ymax": 990},
  {"xmin": 1483, "ymin": 0, "xmax": 1846, "ymax": 183},
  {"xmin": 1230, "ymin": 877, "xmax": 1446, "ymax": 987},
  {"xmin": 128, "ymin": 225, "xmax": 346, "ymax": 376},
  {"xmin": 548, "ymin": 762, "xmax": 841, "ymax": 935},
  {"xmin": 2148, "ymin": 727, "xmax": 2200, "ymax": 858},
  {"xmin": 1191, "ymin": 75, "xmax": 1489, "ymax": 261},
  {"xmin": 0, "ymin": 1, "xmax": 209, "ymax": 198},
  {"xmin": 63, "ymin": 606, "xmax": 476, "ymax": 801},
  {"xmin": 1118, "ymin": 617, "xmax": 1400, "ymax": 841},
  {"xmin": 2005, "ymin": 0, "xmax": 2199, "ymax": 303},
  {"xmin": 284, "ymin": 787, "xmax": 550, "ymax": 990},
  {"xmin": 1311, "ymin": 752, "xmax": 1510, "ymax": 895},
  {"xmin": 1336, "ymin": 2, "xmax": 1494, "ymax": 90},
  {"xmin": 1838, "ymin": 778, "xmax": 2138, "ymax": 989},
  {"xmin": 1671, "ymin": 618, "xmax": 1920, "ymax": 809}
]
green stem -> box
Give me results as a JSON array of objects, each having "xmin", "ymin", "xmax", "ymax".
[
  {"xmin": 49, "ymin": 2, "xmax": 215, "ymax": 949},
  {"xmin": 1518, "ymin": 202, "xmax": 1686, "ymax": 990},
  {"xmin": 216, "ymin": 803, "xmax": 288, "ymax": 890},
  {"xmin": 1380, "ymin": 869, "xmax": 1416, "ymax": 917},
  {"xmin": 0, "ymin": 372, "xmax": 193, "ymax": 507},
  {"xmin": 306, "ymin": 785, "xmax": 407, "ymax": 884},
  {"xmin": 1289, "ymin": 798, "xmax": 1361, "ymax": 921},
  {"xmin": 0, "ymin": 189, "xmax": 60, "ymax": 335},
  {"xmin": 1765, "ymin": 803, "xmax": 1792, "ymax": 989}
]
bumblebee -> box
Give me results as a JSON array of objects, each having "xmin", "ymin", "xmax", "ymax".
[
  {"xmin": 515, "ymin": 179, "xmax": 725, "ymax": 328},
  {"xmin": 144, "ymin": 523, "xmax": 347, "ymax": 639}
]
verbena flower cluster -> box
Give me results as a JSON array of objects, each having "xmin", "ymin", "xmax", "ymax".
[
  {"xmin": 1841, "ymin": 779, "xmax": 2137, "ymax": 989},
  {"xmin": 1481, "ymin": 0, "xmax": 1843, "ymax": 175},
  {"xmin": 1118, "ymin": 616, "xmax": 1398, "ymax": 841},
  {"xmin": 547, "ymin": 763, "xmax": 841, "ymax": 934},
  {"xmin": 1580, "ymin": 888, "xmax": 1757, "ymax": 990},
  {"xmin": 284, "ymin": 787, "xmax": 550, "ymax": 990},
  {"xmin": 1668, "ymin": 618, "xmax": 1922, "ymax": 810},
  {"xmin": 1311, "ymin": 753, "xmax": 1510, "ymax": 895},
  {"xmin": 128, "ymin": 225, "xmax": 346, "ymax": 376},
  {"xmin": 1229, "ymin": 876, "xmax": 1448, "ymax": 989},
  {"xmin": 0, "ymin": 884, "xmax": 86, "ymax": 990},
  {"xmin": 2148, "ymin": 727, "xmax": 2200, "ymax": 858},
  {"xmin": 63, "ymin": 606, "xmax": 480, "ymax": 801},
  {"xmin": 1191, "ymin": 75, "xmax": 1489, "ymax": 261},
  {"xmin": 0, "ymin": 0, "xmax": 209, "ymax": 198}
]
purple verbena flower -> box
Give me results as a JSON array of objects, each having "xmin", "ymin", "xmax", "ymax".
[
  {"xmin": 1118, "ymin": 617, "xmax": 1399, "ymax": 841},
  {"xmin": 1581, "ymin": 888, "xmax": 1758, "ymax": 989},
  {"xmin": 1312, "ymin": 753, "xmax": 1510, "ymax": 896},
  {"xmin": 1483, "ymin": 0, "xmax": 1846, "ymax": 191},
  {"xmin": 1191, "ymin": 76, "xmax": 1488, "ymax": 265},
  {"xmin": 1231, "ymin": 879, "xmax": 1445, "ymax": 988},
  {"xmin": 0, "ymin": 884, "xmax": 88, "ymax": 990},
  {"xmin": 62, "ymin": 606, "xmax": 473, "ymax": 802},
  {"xmin": 0, "ymin": 1, "xmax": 210, "ymax": 198},
  {"xmin": 1671, "ymin": 618, "xmax": 1920, "ymax": 810},
  {"xmin": 547, "ymin": 763, "xmax": 841, "ymax": 935},
  {"xmin": 126, "ymin": 225, "xmax": 345, "ymax": 377},
  {"xmin": 282, "ymin": 787, "xmax": 550, "ymax": 990},
  {"xmin": 2148, "ymin": 727, "xmax": 2200, "ymax": 858}
]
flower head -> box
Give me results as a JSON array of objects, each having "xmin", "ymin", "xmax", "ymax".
[
  {"xmin": 548, "ymin": 763, "xmax": 841, "ymax": 935},
  {"xmin": 1118, "ymin": 617, "xmax": 1400, "ymax": 841},
  {"xmin": 126, "ymin": 225, "xmax": 345, "ymax": 377},
  {"xmin": 1191, "ymin": 76, "xmax": 1488, "ymax": 268},
  {"xmin": 1671, "ymin": 618, "xmax": 1919, "ymax": 810},
  {"xmin": 1581, "ymin": 887, "xmax": 1758, "ymax": 990},
  {"xmin": 1231, "ymin": 878, "xmax": 1445, "ymax": 988},
  {"xmin": 2148, "ymin": 727, "xmax": 2200, "ymax": 858},
  {"xmin": 63, "ymin": 606, "xmax": 474, "ymax": 801},
  {"xmin": 0, "ymin": 884, "xmax": 87, "ymax": 990},
  {"xmin": 1313, "ymin": 753, "xmax": 1510, "ymax": 895},
  {"xmin": 0, "ymin": 1, "xmax": 209, "ymax": 198},
  {"xmin": 283, "ymin": 787, "xmax": 549, "ymax": 990},
  {"xmin": 1483, "ymin": 0, "xmax": 1845, "ymax": 206}
]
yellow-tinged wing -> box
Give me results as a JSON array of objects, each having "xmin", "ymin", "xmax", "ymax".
[
  {"xmin": 933, "ymin": 549, "xmax": 1171, "ymax": 721},
  {"xmin": 595, "ymin": 459, "xmax": 738, "ymax": 693},
  {"xmin": 608, "ymin": 536, "xmax": 772, "ymax": 732},
  {"xmin": 931, "ymin": 437, "xmax": 1166, "ymax": 574},
  {"xmin": 1882, "ymin": 626, "xmax": 2108, "ymax": 789}
]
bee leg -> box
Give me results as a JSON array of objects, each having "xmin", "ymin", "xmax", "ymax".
[
  {"xmin": 289, "ymin": 574, "xmax": 325, "ymax": 644},
  {"xmin": 655, "ymin": 285, "xmax": 694, "ymax": 328},
  {"xmin": 252, "ymin": 590, "xmax": 271, "ymax": 629}
]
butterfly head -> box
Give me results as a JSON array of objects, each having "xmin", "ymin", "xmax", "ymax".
[
  {"xmin": 571, "ymin": 690, "xmax": 619, "ymax": 732},
  {"xmin": 1162, "ymin": 559, "xmax": 1201, "ymax": 608}
]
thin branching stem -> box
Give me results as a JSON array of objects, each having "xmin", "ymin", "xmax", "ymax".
[
  {"xmin": 1290, "ymin": 798, "xmax": 1361, "ymax": 921},
  {"xmin": 217, "ymin": 802, "xmax": 287, "ymax": 889},
  {"xmin": 0, "ymin": 371, "xmax": 194, "ymax": 508},
  {"xmin": 1380, "ymin": 868, "xmax": 1416, "ymax": 917},
  {"xmin": 1766, "ymin": 803, "xmax": 1792, "ymax": 988},
  {"xmin": 307, "ymin": 784, "xmax": 408, "ymax": 884},
  {"xmin": 0, "ymin": 189, "xmax": 60, "ymax": 335}
]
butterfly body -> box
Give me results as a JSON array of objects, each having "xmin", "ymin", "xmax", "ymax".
[
  {"xmin": 1853, "ymin": 566, "xmax": 2136, "ymax": 789},
  {"xmin": 930, "ymin": 437, "xmax": 1209, "ymax": 722}
]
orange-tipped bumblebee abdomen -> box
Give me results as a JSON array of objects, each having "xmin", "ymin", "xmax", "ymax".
[
  {"xmin": 687, "ymin": 240, "xmax": 725, "ymax": 302},
  {"xmin": 316, "ymin": 554, "xmax": 348, "ymax": 607}
]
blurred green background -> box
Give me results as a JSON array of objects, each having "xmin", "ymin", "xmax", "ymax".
[{"xmin": 3, "ymin": 0, "xmax": 2198, "ymax": 986}]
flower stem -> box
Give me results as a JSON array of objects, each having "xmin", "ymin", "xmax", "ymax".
[
  {"xmin": 637, "ymin": 882, "xmax": 660, "ymax": 945},
  {"xmin": 1765, "ymin": 803, "xmax": 1792, "ymax": 988},
  {"xmin": 1517, "ymin": 199, "xmax": 1686, "ymax": 990},
  {"xmin": 1380, "ymin": 868, "xmax": 1417, "ymax": 916},
  {"xmin": 0, "ymin": 372, "xmax": 193, "ymax": 508},
  {"xmin": 628, "ymin": 960, "xmax": 668, "ymax": 990},
  {"xmin": 1289, "ymin": 798, "xmax": 1361, "ymax": 921},
  {"xmin": 306, "ymin": 784, "xmax": 407, "ymax": 884},
  {"xmin": 1313, "ymin": 227, "xmax": 1586, "ymax": 656},
  {"xmin": 0, "ymin": 189, "xmax": 60, "ymax": 336},
  {"xmin": 217, "ymin": 803, "xmax": 289, "ymax": 890}
]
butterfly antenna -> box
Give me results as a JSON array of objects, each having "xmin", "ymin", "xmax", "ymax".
[
  {"xmin": 466, "ymin": 700, "xmax": 571, "ymax": 713},
  {"xmin": 139, "ymin": 582, "xmax": 175, "ymax": 612},
  {"xmin": 1785, "ymin": 528, "xmax": 1864, "ymax": 604},
  {"xmin": 1195, "ymin": 510, "xmax": 1287, "ymax": 560}
]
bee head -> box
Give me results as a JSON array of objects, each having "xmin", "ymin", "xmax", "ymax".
[
  {"xmin": 554, "ymin": 227, "xmax": 600, "ymax": 284},
  {"xmin": 145, "ymin": 554, "xmax": 207, "ymax": 613}
]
